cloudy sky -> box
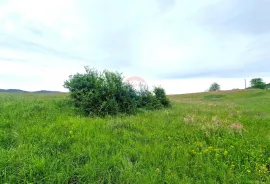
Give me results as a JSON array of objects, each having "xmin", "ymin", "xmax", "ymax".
[{"xmin": 0, "ymin": 0, "xmax": 270, "ymax": 94}]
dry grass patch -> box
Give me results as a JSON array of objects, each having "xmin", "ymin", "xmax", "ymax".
[{"xmin": 231, "ymin": 123, "xmax": 244, "ymax": 132}]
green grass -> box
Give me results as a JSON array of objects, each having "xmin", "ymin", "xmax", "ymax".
[{"xmin": 0, "ymin": 90, "xmax": 270, "ymax": 183}]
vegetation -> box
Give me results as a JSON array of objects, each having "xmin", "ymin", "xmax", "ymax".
[
  {"xmin": 204, "ymin": 94, "xmax": 225, "ymax": 100},
  {"xmin": 208, "ymin": 82, "xmax": 220, "ymax": 92},
  {"xmin": 64, "ymin": 67, "xmax": 170, "ymax": 116},
  {"xmin": 250, "ymin": 78, "xmax": 267, "ymax": 89},
  {"xmin": 0, "ymin": 90, "xmax": 269, "ymax": 183},
  {"xmin": 153, "ymin": 87, "xmax": 171, "ymax": 108}
]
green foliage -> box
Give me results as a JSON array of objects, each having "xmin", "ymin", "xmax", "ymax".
[
  {"xmin": 64, "ymin": 67, "xmax": 170, "ymax": 116},
  {"xmin": 1, "ymin": 90, "xmax": 270, "ymax": 183},
  {"xmin": 137, "ymin": 89, "xmax": 163, "ymax": 110},
  {"xmin": 209, "ymin": 82, "xmax": 221, "ymax": 92},
  {"xmin": 250, "ymin": 78, "xmax": 266, "ymax": 89},
  {"xmin": 64, "ymin": 67, "xmax": 138, "ymax": 116},
  {"xmin": 154, "ymin": 87, "xmax": 171, "ymax": 107}
]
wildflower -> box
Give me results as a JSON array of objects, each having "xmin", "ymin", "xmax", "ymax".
[
  {"xmin": 42, "ymin": 139, "xmax": 46, "ymax": 143},
  {"xmin": 247, "ymin": 170, "xmax": 251, "ymax": 173},
  {"xmin": 155, "ymin": 168, "xmax": 160, "ymax": 173}
]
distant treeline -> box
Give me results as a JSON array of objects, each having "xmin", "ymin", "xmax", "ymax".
[{"xmin": 0, "ymin": 89, "xmax": 60, "ymax": 93}]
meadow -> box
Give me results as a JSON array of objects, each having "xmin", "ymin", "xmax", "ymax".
[{"xmin": 0, "ymin": 90, "xmax": 269, "ymax": 183}]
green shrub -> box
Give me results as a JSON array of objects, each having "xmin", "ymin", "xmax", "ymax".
[
  {"xmin": 64, "ymin": 67, "xmax": 138, "ymax": 116},
  {"xmin": 137, "ymin": 87, "xmax": 163, "ymax": 110},
  {"xmin": 153, "ymin": 87, "xmax": 171, "ymax": 107},
  {"xmin": 64, "ymin": 67, "xmax": 170, "ymax": 116}
]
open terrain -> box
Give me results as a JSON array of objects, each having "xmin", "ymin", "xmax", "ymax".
[{"xmin": 0, "ymin": 90, "xmax": 269, "ymax": 183}]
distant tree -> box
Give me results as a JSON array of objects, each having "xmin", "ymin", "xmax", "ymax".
[
  {"xmin": 266, "ymin": 83, "xmax": 270, "ymax": 89},
  {"xmin": 250, "ymin": 78, "xmax": 266, "ymax": 89},
  {"xmin": 209, "ymin": 82, "xmax": 220, "ymax": 92}
]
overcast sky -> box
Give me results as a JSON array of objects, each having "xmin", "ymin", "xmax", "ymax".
[{"xmin": 0, "ymin": 0, "xmax": 270, "ymax": 94}]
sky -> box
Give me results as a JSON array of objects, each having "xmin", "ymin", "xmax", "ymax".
[{"xmin": 0, "ymin": 0, "xmax": 270, "ymax": 94}]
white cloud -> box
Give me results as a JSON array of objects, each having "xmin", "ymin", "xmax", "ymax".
[{"xmin": 0, "ymin": 0, "xmax": 270, "ymax": 93}]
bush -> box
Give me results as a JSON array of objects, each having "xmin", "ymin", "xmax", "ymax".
[
  {"xmin": 64, "ymin": 67, "xmax": 170, "ymax": 116},
  {"xmin": 64, "ymin": 67, "xmax": 137, "ymax": 116},
  {"xmin": 153, "ymin": 87, "xmax": 171, "ymax": 107},
  {"xmin": 137, "ymin": 86, "xmax": 163, "ymax": 110}
]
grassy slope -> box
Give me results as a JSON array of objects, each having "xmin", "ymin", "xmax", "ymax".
[{"xmin": 0, "ymin": 90, "xmax": 269, "ymax": 183}]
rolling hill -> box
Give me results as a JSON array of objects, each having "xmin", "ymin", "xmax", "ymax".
[{"xmin": 0, "ymin": 89, "xmax": 60, "ymax": 93}]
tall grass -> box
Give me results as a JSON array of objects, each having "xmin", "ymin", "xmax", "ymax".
[{"xmin": 0, "ymin": 90, "xmax": 269, "ymax": 183}]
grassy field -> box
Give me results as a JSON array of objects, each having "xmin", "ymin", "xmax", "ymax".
[{"xmin": 0, "ymin": 90, "xmax": 269, "ymax": 183}]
